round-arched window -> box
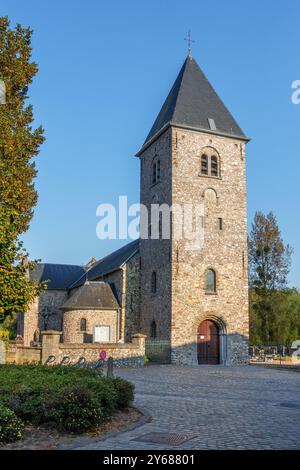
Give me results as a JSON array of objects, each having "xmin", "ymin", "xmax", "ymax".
[
  {"xmin": 206, "ymin": 269, "xmax": 216, "ymax": 293},
  {"xmin": 151, "ymin": 271, "xmax": 157, "ymax": 294},
  {"xmin": 151, "ymin": 157, "xmax": 161, "ymax": 185},
  {"xmin": 150, "ymin": 321, "xmax": 157, "ymax": 339},
  {"xmin": 80, "ymin": 318, "xmax": 87, "ymax": 332},
  {"xmin": 200, "ymin": 148, "xmax": 220, "ymax": 178}
]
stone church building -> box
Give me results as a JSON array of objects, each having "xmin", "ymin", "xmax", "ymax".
[{"xmin": 21, "ymin": 54, "xmax": 250, "ymax": 365}]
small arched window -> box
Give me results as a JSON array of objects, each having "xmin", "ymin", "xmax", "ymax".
[
  {"xmin": 150, "ymin": 321, "xmax": 157, "ymax": 339},
  {"xmin": 157, "ymin": 159, "xmax": 160, "ymax": 180},
  {"xmin": 200, "ymin": 150, "xmax": 220, "ymax": 178},
  {"xmin": 152, "ymin": 162, "xmax": 157, "ymax": 184},
  {"xmin": 151, "ymin": 271, "xmax": 157, "ymax": 294},
  {"xmin": 211, "ymin": 156, "xmax": 218, "ymax": 177},
  {"xmin": 80, "ymin": 318, "xmax": 87, "ymax": 332},
  {"xmin": 206, "ymin": 269, "xmax": 216, "ymax": 293},
  {"xmin": 201, "ymin": 154, "xmax": 208, "ymax": 175},
  {"xmin": 159, "ymin": 212, "xmax": 162, "ymax": 239},
  {"xmin": 152, "ymin": 158, "xmax": 161, "ymax": 184}
]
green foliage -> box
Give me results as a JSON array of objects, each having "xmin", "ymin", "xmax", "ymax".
[
  {"xmin": 144, "ymin": 355, "xmax": 150, "ymax": 365},
  {"xmin": 0, "ymin": 16, "xmax": 45, "ymax": 322},
  {"xmin": 42, "ymin": 386, "xmax": 105, "ymax": 432},
  {"xmin": 248, "ymin": 211, "xmax": 299, "ymax": 346},
  {"xmin": 0, "ymin": 403, "xmax": 24, "ymax": 442},
  {"xmin": 107, "ymin": 377, "xmax": 134, "ymax": 409},
  {"xmin": 0, "ymin": 328, "xmax": 9, "ymax": 343},
  {"xmin": 249, "ymin": 211, "xmax": 292, "ymax": 291},
  {"xmin": 0, "ymin": 365, "xmax": 134, "ymax": 436},
  {"xmin": 249, "ymin": 288, "xmax": 300, "ymax": 346}
]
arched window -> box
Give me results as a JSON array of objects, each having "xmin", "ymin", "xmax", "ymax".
[
  {"xmin": 159, "ymin": 212, "xmax": 162, "ymax": 239},
  {"xmin": 157, "ymin": 159, "xmax": 161, "ymax": 181},
  {"xmin": 80, "ymin": 318, "xmax": 87, "ymax": 331},
  {"xmin": 206, "ymin": 269, "xmax": 216, "ymax": 293},
  {"xmin": 152, "ymin": 158, "xmax": 161, "ymax": 184},
  {"xmin": 201, "ymin": 154, "xmax": 208, "ymax": 175},
  {"xmin": 204, "ymin": 188, "xmax": 217, "ymax": 203},
  {"xmin": 151, "ymin": 271, "xmax": 157, "ymax": 294},
  {"xmin": 150, "ymin": 321, "xmax": 157, "ymax": 339},
  {"xmin": 199, "ymin": 149, "xmax": 220, "ymax": 178},
  {"xmin": 152, "ymin": 162, "xmax": 157, "ymax": 184},
  {"xmin": 211, "ymin": 156, "xmax": 219, "ymax": 177}
]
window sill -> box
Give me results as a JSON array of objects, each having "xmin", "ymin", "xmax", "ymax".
[
  {"xmin": 205, "ymin": 291, "xmax": 217, "ymax": 296},
  {"xmin": 198, "ymin": 174, "xmax": 222, "ymax": 180}
]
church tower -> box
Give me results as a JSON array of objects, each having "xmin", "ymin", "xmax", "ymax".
[{"xmin": 137, "ymin": 55, "xmax": 249, "ymax": 365}]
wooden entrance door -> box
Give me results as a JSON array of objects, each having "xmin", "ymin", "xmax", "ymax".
[{"xmin": 197, "ymin": 320, "xmax": 220, "ymax": 364}]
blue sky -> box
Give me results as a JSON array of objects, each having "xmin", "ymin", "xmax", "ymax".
[{"xmin": 2, "ymin": 0, "xmax": 300, "ymax": 287}]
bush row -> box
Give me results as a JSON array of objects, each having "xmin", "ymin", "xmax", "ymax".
[{"xmin": 0, "ymin": 365, "xmax": 134, "ymax": 442}]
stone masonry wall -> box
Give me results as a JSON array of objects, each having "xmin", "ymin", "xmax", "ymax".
[
  {"xmin": 5, "ymin": 333, "xmax": 146, "ymax": 368},
  {"xmin": 23, "ymin": 290, "xmax": 68, "ymax": 346},
  {"xmin": 102, "ymin": 270, "xmax": 123, "ymax": 340},
  {"xmin": 170, "ymin": 127, "xmax": 249, "ymax": 365},
  {"xmin": 139, "ymin": 128, "xmax": 173, "ymax": 340},
  {"xmin": 23, "ymin": 297, "xmax": 39, "ymax": 347},
  {"xmin": 58, "ymin": 340, "xmax": 144, "ymax": 367},
  {"xmin": 103, "ymin": 270, "xmax": 123, "ymax": 306},
  {"xmin": 63, "ymin": 309, "xmax": 119, "ymax": 343},
  {"xmin": 6, "ymin": 342, "xmax": 41, "ymax": 364},
  {"xmin": 124, "ymin": 253, "xmax": 141, "ymax": 342}
]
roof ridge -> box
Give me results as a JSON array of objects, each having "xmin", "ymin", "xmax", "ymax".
[
  {"xmin": 36, "ymin": 262, "xmax": 85, "ymax": 268},
  {"xmin": 172, "ymin": 56, "xmax": 189, "ymax": 114},
  {"xmin": 69, "ymin": 239, "xmax": 140, "ymax": 290},
  {"xmin": 168, "ymin": 56, "xmax": 189, "ymax": 123}
]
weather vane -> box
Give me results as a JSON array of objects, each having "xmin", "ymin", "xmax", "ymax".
[{"xmin": 184, "ymin": 30, "xmax": 195, "ymax": 58}]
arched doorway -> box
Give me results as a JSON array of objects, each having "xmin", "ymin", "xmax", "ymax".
[{"xmin": 197, "ymin": 319, "xmax": 220, "ymax": 364}]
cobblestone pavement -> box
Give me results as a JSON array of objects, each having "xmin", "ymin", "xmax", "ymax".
[{"xmin": 71, "ymin": 365, "xmax": 300, "ymax": 450}]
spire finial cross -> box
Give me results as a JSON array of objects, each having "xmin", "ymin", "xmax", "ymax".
[{"xmin": 184, "ymin": 30, "xmax": 195, "ymax": 58}]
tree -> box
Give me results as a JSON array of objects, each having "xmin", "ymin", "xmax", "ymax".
[
  {"xmin": 248, "ymin": 211, "xmax": 294, "ymax": 345},
  {"xmin": 0, "ymin": 17, "xmax": 45, "ymax": 324},
  {"xmin": 249, "ymin": 211, "xmax": 292, "ymax": 291},
  {"xmin": 274, "ymin": 289, "xmax": 300, "ymax": 346}
]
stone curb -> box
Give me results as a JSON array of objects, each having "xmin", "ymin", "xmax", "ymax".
[{"xmin": 58, "ymin": 406, "xmax": 152, "ymax": 450}]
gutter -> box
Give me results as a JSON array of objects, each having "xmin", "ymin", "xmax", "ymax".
[{"xmin": 136, "ymin": 121, "xmax": 251, "ymax": 157}]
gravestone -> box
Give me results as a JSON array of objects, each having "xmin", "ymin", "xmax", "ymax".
[
  {"xmin": 0, "ymin": 340, "xmax": 6, "ymax": 364},
  {"xmin": 291, "ymin": 339, "xmax": 300, "ymax": 363}
]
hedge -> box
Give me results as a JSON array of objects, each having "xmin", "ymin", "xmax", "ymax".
[{"xmin": 0, "ymin": 364, "xmax": 134, "ymax": 439}]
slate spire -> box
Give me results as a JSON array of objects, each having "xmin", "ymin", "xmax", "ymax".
[{"xmin": 142, "ymin": 56, "xmax": 248, "ymax": 148}]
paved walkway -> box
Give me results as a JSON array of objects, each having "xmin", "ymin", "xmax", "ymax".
[{"xmin": 71, "ymin": 365, "xmax": 300, "ymax": 450}]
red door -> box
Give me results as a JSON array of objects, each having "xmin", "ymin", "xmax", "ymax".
[{"xmin": 197, "ymin": 320, "xmax": 220, "ymax": 365}]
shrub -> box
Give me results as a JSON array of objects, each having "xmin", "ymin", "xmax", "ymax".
[
  {"xmin": 0, "ymin": 365, "xmax": 134, "ymax": 434},
  {"xmin": 108, "ymin": 377, "xmax": 134, "ymax": 409},
  {"xmin": 144, "ymin": 355, "xmax": 150, "ymax": 365},
  {"xmin": 0, "ymin": 404, "xmax": 24, "ymax": 443},
  {"xmin": 45, "ymin": 386, "xmax": 104, "ymax": 432}
]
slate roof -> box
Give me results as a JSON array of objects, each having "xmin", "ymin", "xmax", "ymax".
[
  {"xmin": 140, "ymin": 56, "xmax": 248, "ymax": 151},
  {"xmin": 30, "ymin": 263, "xmax": 87, "ymax": 290},
  {"xmin": 70, "ymin": 239, "xmax": 139, "ymax": 289},
  {"xmin": 61, "ymin": 281, "xmax": 120, "ymax": 310}
]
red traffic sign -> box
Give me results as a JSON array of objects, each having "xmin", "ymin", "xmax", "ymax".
[{"xmin": 100, "ymin": 350, "xmax": 107, "ymax": 360}]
